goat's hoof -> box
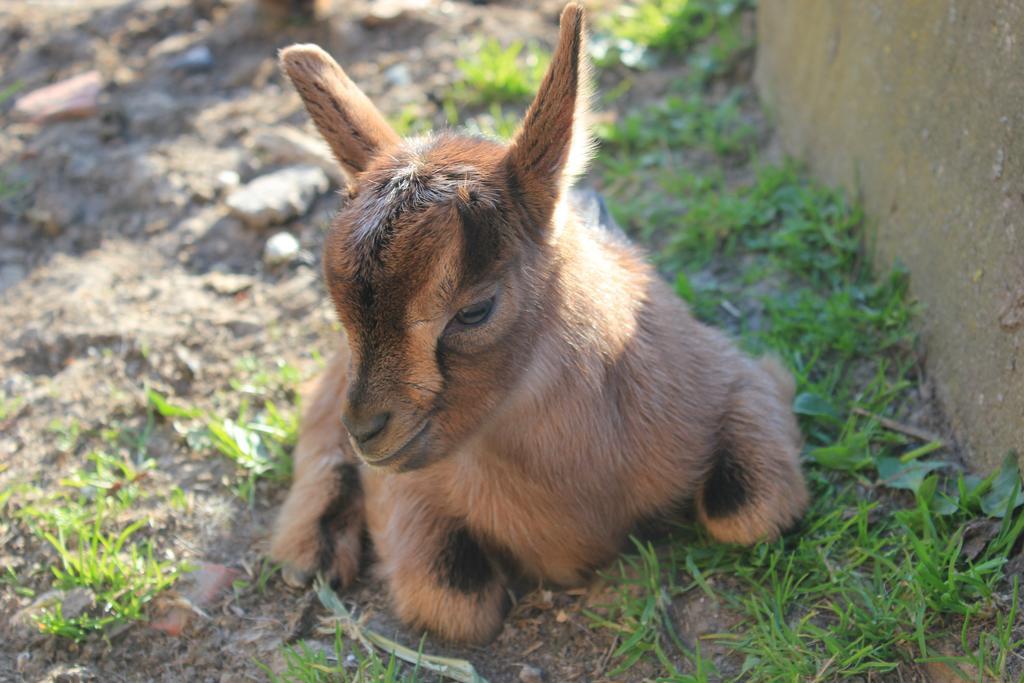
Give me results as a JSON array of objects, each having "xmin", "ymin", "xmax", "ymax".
[{"xmin": 281, "ymin": 563, "xmax": 312, "ymax": 588}]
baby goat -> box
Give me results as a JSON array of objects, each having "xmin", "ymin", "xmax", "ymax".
[{"xmin": 270, "ymin": 3, "xmax": 808, "ymax": 644}]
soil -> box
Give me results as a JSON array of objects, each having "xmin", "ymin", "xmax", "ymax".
[{"xmin": 0, "ymin": 1, "xmax": 972, "ymax": 682}]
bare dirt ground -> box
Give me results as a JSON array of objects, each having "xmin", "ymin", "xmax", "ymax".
[{"xmin": 0, "ymin": 1, "xmax": 706, "ymax": 680}]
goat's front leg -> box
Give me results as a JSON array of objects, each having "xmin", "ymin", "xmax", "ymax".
[
  {"xmin": 270, "ymin": 345, "xmax": 365, "ymax": 589},
  {"xmin": 365, "ymin": 477, "xmax": 510, "ymax": 644}
]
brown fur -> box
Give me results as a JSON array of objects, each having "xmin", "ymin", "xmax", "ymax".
[{"xmin": 270, "ymin": 4, "xmax": 809, "ymax": 645}]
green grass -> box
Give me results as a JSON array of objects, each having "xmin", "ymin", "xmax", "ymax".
[
  {"xmin": 1, "ymin": 359, "xmax": 304, "ymax": 643},
  {"xmin": 263, "ymin": 624, "xmax": 422, "ymax": 682},
  {"xmin": 5, "ymin": 395, "xmax": 186, "ymax": 641},
  {"xmin": 583, "ymin": 5, "xmax": 1024, "ymax": 678},
  {"xmin": 451, "ymin": 39, "xmax": 549, "ymax": 105},
  {"xmin": 10, "ymin": 451, "xmax": 182, "ymax": 641},
  {"xmin": 33, "ymin": 503, "xmax": 181, "ymax": 640},
  {"xmin": 147, "ymin": 365, "xmax": 300, "ymax": 505},
  {"xmin": 593, "ymin": 0, "xmax": 750, "ymax": 69},
  {"xmin": 441, "ymin": 38, "xmax": 550, "ymax": 143},
  {"xmin": 205, "ymin": 399, "xmax": 296, "ymax": 503},
  {"xmin": 596, "ymin": 90, "xmax": 756, "ymax": 159},
  {"xmin": 457, "ymin": 102, "xmax": 521, "ymax": 141}
]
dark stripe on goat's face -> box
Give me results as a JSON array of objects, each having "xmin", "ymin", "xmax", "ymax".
[{"xmin": 457, "ymin": 202, "xmax": 502, "ymax": 289}]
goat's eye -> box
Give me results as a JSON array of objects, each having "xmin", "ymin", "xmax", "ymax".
[{"xmin": 454, "ymin": 297, "xmax": 494, "ymax": 326}]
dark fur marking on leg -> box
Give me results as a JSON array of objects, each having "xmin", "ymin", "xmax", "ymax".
[
  {"xmin": 317, "ymin": 463, "xmax": 363, "ymax": 575},
  {"xmin": 435, "ymin": 526, "xmax": 492, "ymax": 594},
  {"xmin": 702, "ymin": 435, "xmax": 750, "ymax": 519},
  {"xmin": 497, "ymin": 587, "xmax": 513, "ymax": 619},
  {"xmin": 779, "ymin": 514, "xmax": 805, "ymax": 539}
]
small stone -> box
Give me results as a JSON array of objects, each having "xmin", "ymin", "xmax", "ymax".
[
  {"xmin": 174, "ymin": 345, "xmax": 202, "ymax": 378},
  {"xmin": 253, "ymin": 127, "xmax": 345, "ymax": 184},
  {"xmin": 12, "ymin": 588, "xmax": 95, "ymax": 631},
  {"xmin": 150, "ymin": 563, "xmax": 241, "ymax": 637},
  {"xmin": 360, "ymin": 0, "xmax": 431, "ymax": 27},
  {"xmin": 202, "ymin": 272, "xmax": 254, "ymax": 295},
  {"xmin": 0, "ymin": 264, "xmax": 27, "ymax": 293},
  {"xmin": 52, "ymin": 665, "xmax": 98, "ymax": 683},
  {"xmin": 147, "ymin": 33, "xmax": 195, "ymax": 60},
  {"xmin": 126, "ymin": 91, "xmax": 179, "ymax": 136},
  {"xmin": 384, "ymin": 63, "xmax": 412, "ymax": 87},
  {"xmin": 12, "ymin": 71, "xmax": 102, "ymax": 123},
  {"xmin": 225, "ymin": 165, "xmax": 329, "ymax": 229},
  {"xmin": 25, "ymin": 208, "xmax": 64, "ymax": 236},
  {"xmin": 216, "ymin": 169, "xmax": 241, "ymax": 190},
  {"xmin": 264, "ymin": 232, "xmax": 301, "ymax": 266},
  {"xmin": 189, "ymin": 563, "xmax": 242, "ymax": 606},
  {"xmin": 519, "ymin": 665, "xmax": 544, "ymax": 683},
  {"xmin": 169, "ymin": 45, "xmax": 214, "ymax": 73},
  {"xmin": 271, "ymin": 267, "xmax": 319, "ymax": 315}
]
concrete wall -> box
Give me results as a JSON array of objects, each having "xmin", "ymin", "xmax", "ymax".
[{"xmin": 755, "ymin": 0, "xmax": 1023, "ymax": 473}]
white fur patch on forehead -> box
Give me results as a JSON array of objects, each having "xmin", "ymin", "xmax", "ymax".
[{"xmin": 351, "ymin": 136, "xmax": 496, "ymax": 245}]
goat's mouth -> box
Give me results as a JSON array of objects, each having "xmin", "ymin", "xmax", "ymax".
[{"xmin": 356, "ymin": 419, "xmax": 431, "ymax": 470}]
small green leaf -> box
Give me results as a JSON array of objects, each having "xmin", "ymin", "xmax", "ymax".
[
  {"xmin": 793, "ymin": 392, "xmax": 840, "ymax": 422},
  {"xmin": 676, "ymin": 271, "xmax": 696, "ymax": 304},
  {"xmin": 980, "ymin": 452, "xmax": 1024, "ymax": 518},
  {"xmin": 899, "ymin": 440, "xmax": 943, "ymax": 463},
  {"xmin": 877, "ymin": 457, "xmax": 948, "ymax": 493},
  {"xmin": 146, "ymin": 389, "xmax": 200, "ymax": 419},
  {"xmin": 809, "ymin": 444, "xmax": 871, "ymax": 471},
  {"xmin": 916, "ymin": 474, "xmax": 960, "ymax": 515}
]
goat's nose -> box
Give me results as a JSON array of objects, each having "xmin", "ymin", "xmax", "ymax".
[{"xmin": 342, "ymin": 410, "xmax": 391, "ymax": 446}]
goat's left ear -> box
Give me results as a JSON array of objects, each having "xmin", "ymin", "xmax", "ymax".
[{"xmin": 505, "ymin": 3, "xmax": 593, "ymax": 227}]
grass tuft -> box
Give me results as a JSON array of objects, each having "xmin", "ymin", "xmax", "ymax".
[
  {"xmin": 452, "ymin": 39, "xmax": 549, "ymax": 105},
  {"xmin": 11, "ymin": 453, "xmax": 182, "ymax": 641},
  {"xmin": 592, "ymin": 0, "xmax": 750, "ymax": 69}
]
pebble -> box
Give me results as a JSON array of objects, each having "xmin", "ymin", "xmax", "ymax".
[
  {"xmin": 225, "ymin": 165, "xmax": 328, "ymax": 229},
  {"xmin": 216, "ymin": 169, "xmax": 241, "ymax": 190},
  {"xmin": 147, "ymin": 33, "xmax": 194, "ymax": 59},
  {"xmin": 169, "ymin": 45, "xmax": 214, "ymax": 73},
  {"xmin": 12, "ymin": 71, "xmax": 102, "ymax": 123},
  {"xmin": 384, "ymin": 63, "xmax": 412, "ymax": 87},
  {"xmin": 25, "ymin": 208, "xmax": 65, "ymax": 236},
  {"xmin": 12, "ymin": 588, "xmax": 94, "ymax": 632},
  {"xmin": 150, "ymin": 563, "xmax": 240, "ymax": 637},
  {"xmin": 519, "ymin": 665, "xmax": 544, "ymax": 683},
  {"xmin": 264, "ymin": 231, "xmax": 301, "ymax": 266},
  {"xmin": 360, "ymin": 0, "xmax": 431, "ymax": 27},
  {"xmin": 202, "ymin": 272, "xmax": 254, "ymax": 296},
  {"xmin": 253, "ymin": 127, "xmax": 345, "ymax": 185},
  {"xmin": 0, "ymin": 264, "xmax": 27, "ymax": 293}
]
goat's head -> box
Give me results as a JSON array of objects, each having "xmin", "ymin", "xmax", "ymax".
[{"xmin": 280, "ymin": 4, "xmax": 591, "ymax": 470}]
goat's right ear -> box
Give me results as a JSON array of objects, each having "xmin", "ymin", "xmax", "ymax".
[
  {"xmin": 279, "ymin": 44, "xmax": 400, "ymax": 179},
  {"xmin": 504, "ymin": 4, "xmax": 592, "ymax": 232}
]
